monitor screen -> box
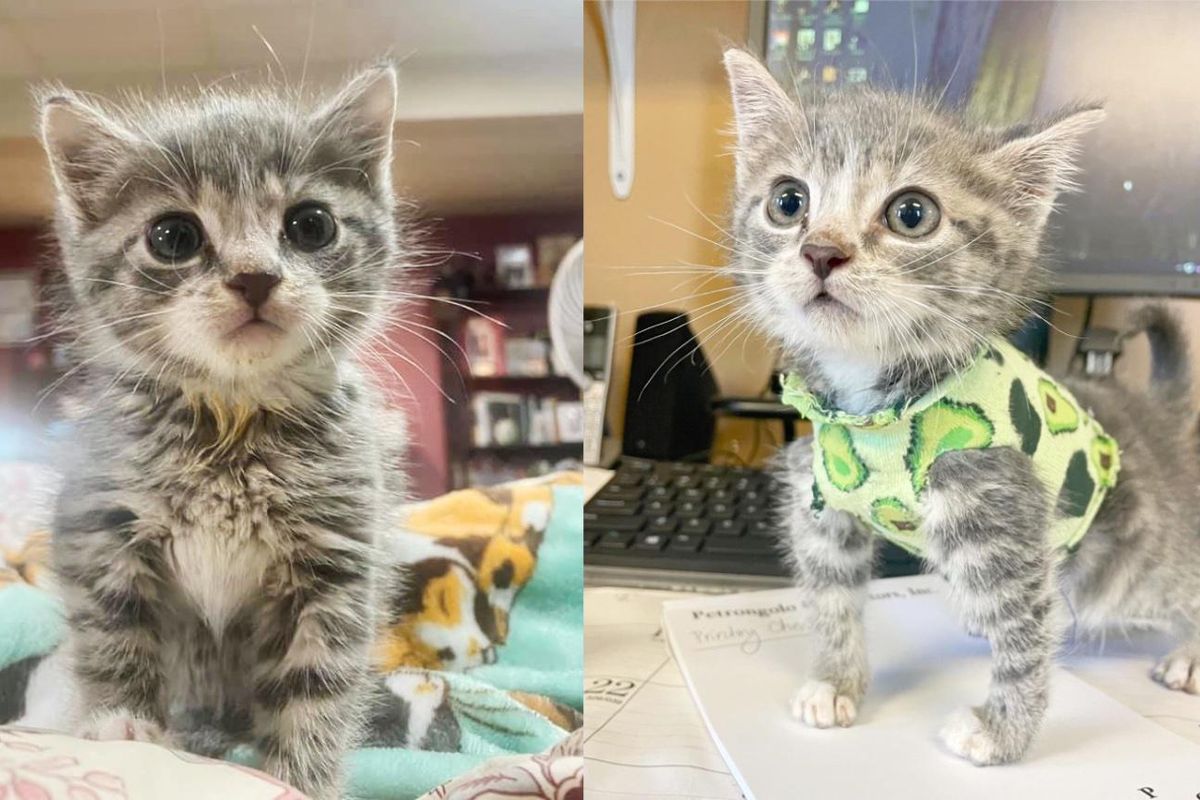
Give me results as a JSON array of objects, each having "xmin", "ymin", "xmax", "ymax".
[{"xmin": 758, "ymin": 0, "xmax": 1200, "ymax": 295}]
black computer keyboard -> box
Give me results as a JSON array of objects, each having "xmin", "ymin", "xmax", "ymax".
[{"xmin": 584, "ymin": 458, "xmax": 924, "ymax": 579}]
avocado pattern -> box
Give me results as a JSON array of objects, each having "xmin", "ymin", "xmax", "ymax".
[
  {"xmin": 818, "ymin": 425, "xmax": 869, "ymax": 492},
  {"xmin": 1091, "ymin": 434, "xmax": 1118, "ymax": 488},
  {"xmin": 906, "ymin": 399, "xmax": 995, "ymax": 492},
  {"xmin": 1039, "ymin": 378, "xmax": 1079, "ymax": 434},
  {"xmin": 1008, "ymin": 379, "xmax": 1042, "ymax": 456},
  {"xmin": 1057, "ymin": 450, "xmax": 1095, "ymax": 517},
  {"xmin": 790, "ymin": 340, "xmax": 1121, "ymax": 556},
  {"xmin": 870, "ymin": 497, "xmax": 919, "ymax": 538}
]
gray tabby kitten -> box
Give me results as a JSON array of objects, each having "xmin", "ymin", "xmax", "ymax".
[
  {"xmin": 721, "ymin": 49, "xmax": 1200, "ymax": 765},
  {"xmin": 40, "ymin": 66, "xmax": 407, "ymax": 798}
]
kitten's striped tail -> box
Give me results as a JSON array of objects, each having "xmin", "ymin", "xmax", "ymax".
[{"xmin": 1127, "ymin": 303, "xmax": 1191, "ymax": 406}]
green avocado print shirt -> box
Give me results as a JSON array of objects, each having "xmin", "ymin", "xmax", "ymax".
[{"xmin": 780, "ymin": 339, "xmax": 1120, "ymax": 556}]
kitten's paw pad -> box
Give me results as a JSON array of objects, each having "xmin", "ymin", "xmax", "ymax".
[
  {"xmin": 80, "ymin": 710, "xmax": 172, "ymax": 746},
  {"xmin": 790, "ymin": 680, "xmax": 857, "ymax": 729},
  {"xmin": 1152, "ymin": 650, "xmax": 1200, "ymax": 693},
  {"xmin": 939, "ymin": 707, "xmax": 1002, "ymax": 766}
]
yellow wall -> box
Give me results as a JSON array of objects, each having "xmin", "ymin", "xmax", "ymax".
[{"xmin": 584, "ymin": 0, "xmax": 785, "ymax": 464}]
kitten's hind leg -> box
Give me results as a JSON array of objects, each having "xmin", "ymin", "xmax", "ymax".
[
  {"xmin": 923, "ymin": 449, "xmax": 1058, "ymax": 766},
  {"xmin": 776, "ymin": 441, "xmax": 874, "ymax": 729}
]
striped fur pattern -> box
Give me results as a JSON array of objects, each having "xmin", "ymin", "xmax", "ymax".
[
  {"xmin": 724, "ymin": 50, "xmax": 1200, "ymax": 764},
  {"xmin": 40, "ymin": 66, "xmax": 408, "ymax": 798}
]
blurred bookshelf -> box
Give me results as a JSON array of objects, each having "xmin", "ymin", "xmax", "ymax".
[{"xmin": 430, "ymin": 210, "xmax": 583, "ymax": 489}]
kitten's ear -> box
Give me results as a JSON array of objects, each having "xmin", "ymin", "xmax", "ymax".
[
  {"xmin": 722, "ymin": 49, "xmax": 796, "ymax": 168},
  {"xmin": 987, "ymin": 104, "xmax": 1105, "ymax": 225},
  {"xmin": 312, "ymin": 65, "xmax": 398, "ymax": 196},
  {"xmin": 38, "ymin": 90, "xmax": 136, "ymax": 222}
]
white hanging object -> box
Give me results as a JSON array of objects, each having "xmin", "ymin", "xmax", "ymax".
[{"xmin": 599, "ymin": 1, "xmax": 635, "ymax": 200}]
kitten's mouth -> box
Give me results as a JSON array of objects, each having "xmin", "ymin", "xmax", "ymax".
[
  {"xmin": 224, "ymin": 317, "xmax": 284, "ymax": 346},
  {"xmin": 808, "ymin": 290, "xmax": 854, "ymax": 315}
]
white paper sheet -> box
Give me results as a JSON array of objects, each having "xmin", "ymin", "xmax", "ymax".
[
  {"xmin": 663, "ymin": 575, "xmax": 1200, "ymax": 800},
  {"xmin": 585, "ymin": 587, "xmax": 745, "ymax": 800}
]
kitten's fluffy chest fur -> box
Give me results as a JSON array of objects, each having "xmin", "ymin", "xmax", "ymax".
[
  {"xmin": 806, "ymin": 351, "xmax": 894, "ymax": 416},
  {"xmin": 164, "ymin": 463, "xmax": 280, "ymax": 635},
  {"xmin": 76, "ymin": 378, "xmax": 382, "ymax": 633}
]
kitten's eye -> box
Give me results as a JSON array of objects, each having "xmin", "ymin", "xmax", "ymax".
[
  {"xmin": 766, "ymin": 179, "xmax": 809, "ymax": 227},
  {"xmin": 884, "ymin": 190, "xmax": 941, "ymax": 238},
  {"xmin": 146, "ymin": 214, "xmax": 204, "ymax": 263},
  {"xmin": 284, "ymin": 203, "xmax": 337, "ymax": 252}
]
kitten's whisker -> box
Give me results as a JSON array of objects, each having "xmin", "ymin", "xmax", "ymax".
[
  {"xmin": 34, "ymin": 327, "xmax": 159, "ymax": 413},
  {"xmin": 617, "ymin": 284, "xmax": 739, "ymax": 319},
  {"xmin": 891, "ymin": 228, "xmax": 992, "ymax": 277},
  {"xmin": 622, "ymin": 295, "xmax": 743, "ymax": 347},
  {"xmin": 660, "ymin": 304, "xmax": 750, "ymax": 385},
  {"xmin": 635, "ymin": 287, "xmax": 770, "ymax": 401},
  {"xmin": 74, "ymin": 277, "xmax": 172, "ymax": 297},
  {"xmin": 647, "ymin": 216, "xmax": 774, "ymax": 265},
  {"xmin": 330, "ymin": 317, "xmax": 456, "ymax": 404}
]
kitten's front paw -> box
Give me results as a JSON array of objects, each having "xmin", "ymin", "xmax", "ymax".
[
  {"xmin": 80, "ymin": 708, "xmax": 173, "ymax": 747},
  {"xmin": 938, "ymin": 706, "xmax": 1006, "ymax": 766},
  {"xmin": 1152, "ymin": 648, "xmax": 1200, "ymax": 693},
  {"xmin": 790, "ymin": 680, "xmax": 858, "ymax": 728}
]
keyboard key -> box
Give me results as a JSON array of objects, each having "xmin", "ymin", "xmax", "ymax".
[
  {"xmin": 675, "ymin": 500, "xmax": 704, "ymax": 518},
  {"xmin": 634, "ymin": 533, "xmax": 668, "ymax": 551},
  {"xmin": 748, "ymin": 520, "xmax": 777, "ymax": 537},
  {"xmin": 709, "ymin": 501, "xmax": 735, "ymax": 519},
  {"xmin": 741, "ymin": 502, "xmax": 769, "ymax": 518},
  {"xmin": 704, "ymin": 536, "xmax": 778, "ymax": 555},
  {"xmin": 680, "ymin": 487, "xmax": 705, "ymax": 501},
  {"xmin": 668, "ymin": 533, "xmax": 702, "ymax": 552},
  {"xmin": 645, "ymin": 499, "xmax": 673, "ymax": 514},
  {"xmin": 613, "ymin": 472, "xmax": 645, "ymax": 487},
  {"xmin": 624, "ymin": 459, "xmax": 655, "ymax": 472},
  {"xmin": 713, "ymin": 519, "xmax": 746, "ymax": 537},
  {"xmin": 647, "ymin": 486, "xmax": 675, "ymax": 500},
  {"xmin": 668, "ymin": 462, "xmax": 697, "ymax": 474},
  {"xmin": 711, "ymin": 488, "xmax": 735, "ymax": 502},
  {"xmin": 590, "ymin": 497, "xmax": 641, "ymax": 514},
  {"xmin": 681, "ymin": 518, "xmax": 711, "ymax": 536},
  {"xmin": 599, "ymin": 485, "xmax": 644, "ymax": 500},
  {"xmin": 703, "ymin": 476, "xmax": 728, "ymax": 490},
  {"xmin": 648, "ymin": 515, "xmax": 679, "ymax": 534},
  {"xmin": 596, "ymin": 531, "xmax": 634, "ymax": 550},
  {"xmin": 590, "ymin": 515, "xmax": 646, "ymax": 532}
]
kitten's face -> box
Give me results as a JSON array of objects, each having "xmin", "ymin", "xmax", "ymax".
[
  {"xmin": 40, "ymin": 68, "xmax": 399, "ymax": 390},
  {"xmin": 722, "ymin": 50, "xmax": 1102, "ymax": 369}
]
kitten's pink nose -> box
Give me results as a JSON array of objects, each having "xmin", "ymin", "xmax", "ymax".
[
  {"xmin": 801, "ymin": 243, "xmax": 852, "ymax": 280},
  {"xmin": 225, "ymin": 271, "xmax": 281, "ymax": 309}
]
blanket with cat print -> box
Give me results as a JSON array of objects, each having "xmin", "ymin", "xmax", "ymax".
[{"xmin": 0, "ymin": 463, "xmax": 583, "ymax": 800}]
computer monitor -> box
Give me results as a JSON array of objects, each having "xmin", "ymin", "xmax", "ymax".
[{"xmin": 750, "ymin": 1, "xmax": 1200, "ymax": 296}]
